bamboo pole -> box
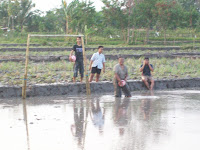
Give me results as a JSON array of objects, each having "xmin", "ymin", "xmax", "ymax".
[
  {"xmin": 22, "ymin": 34, "xmax": 88, "ymax": 99},
  {"xmin": 22, "ymin": 34, "xmax": 31, "ymax": 99},
  {"xmin": 81, "ymin": 37, "xmax": 91, "ymax": 95},
  {"xmin": 82, "ymin": 97, "xmax": 90, "ymax": 150},
  {"xmin": 22, "ymin": 99, "xmax": 30, "ymax": 150}
]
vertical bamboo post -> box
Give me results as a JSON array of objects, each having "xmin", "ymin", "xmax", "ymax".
[
  {"xmin": 81, "ymin": 37, "xmax": 91, "ymax": 95},
  {"xmin": 22, "ymin": 34, "xmax": 31, "ymax": 99},
  {"xmin": 22, "ymin": 99, "xmax": 30, "ymax": 150}
]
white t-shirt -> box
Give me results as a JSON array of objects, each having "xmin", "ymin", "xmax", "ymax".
[{"xmin": 91, "ymin": 52, "xmax": 106, "ymax": 69}]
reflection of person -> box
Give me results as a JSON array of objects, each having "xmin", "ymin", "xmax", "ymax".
[
  {"xmin": 90, "ymin": 99, "xmax": 105, "ymax": 134},
  {"xmin": 113, "ymin": 56, "xmax": 131, "ymax": 97},
  {"xmin": 71, "ymin": 100, "xmax": 84, "ymax": 147},
  {"xmin": 89, "ymin": 46, "xmax": 106, "ymax": 82},
  {"xmin": 141, "ymin": 91, "xmax": 154, "ymax": 120},
  {"xmin": 70, "ymin": 37, "xmax": 84, "ymax": 83},
  {"xmin": 114, "ymin": 98, "xmax": 130, "ymax": 136},
  {"xmin": 140, "ymin": 57, "xmax": 154, "ymax": 90}
]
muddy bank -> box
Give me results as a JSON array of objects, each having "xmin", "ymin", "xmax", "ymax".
[
  {"xmin": 0, "ymin": 78, "xmax": 199, "ymax": 98},
  {"xmin": 0, "ymin": 53, "xmax": 199, "ymax": 63},
  {"xmin": 1, "ymin": 46, "xmax": 198, "ymax": 52}
]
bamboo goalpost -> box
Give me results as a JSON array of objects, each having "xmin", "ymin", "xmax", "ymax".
[{"xmin": 22, "ymin": 34, "xmax": 91, "ymax": 99}]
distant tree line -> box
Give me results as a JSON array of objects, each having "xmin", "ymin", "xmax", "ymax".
[{"xmin": 1, "ymin": 0, "xmax": 200, "ymax": 43}]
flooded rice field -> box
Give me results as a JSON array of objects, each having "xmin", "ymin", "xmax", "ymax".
[{"xmin": 0, "ymin": 88, "xmax": 200, "ymax": 150}]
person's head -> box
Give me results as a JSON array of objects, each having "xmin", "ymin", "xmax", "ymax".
[
  {"xmin": 144, "ymin": 57, "xmax": 149, "ymax": 65},
  {"xmin": 76, "ymin": 37, "xmax": 81, "ymax": 45},
  {"xmin": 98, "ymin": 46, "xmax": 104, "ymax": 54},
  {"xmin": 118, "ymin": 56, "xmax": 124, "ymax": 66}
]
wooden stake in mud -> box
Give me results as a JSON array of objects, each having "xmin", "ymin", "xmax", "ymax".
[
  {"xmin": 22, "ymin": 34, "xmax": 31, "ymax": 99},
  {"xmin": 81, "ymin": 37, "xmax": 91, "ymax": 95}
]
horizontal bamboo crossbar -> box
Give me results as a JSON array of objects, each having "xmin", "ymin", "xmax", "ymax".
[{"xmin": 30, "ymin": 34, "xmax": 84, "ymax": 37}]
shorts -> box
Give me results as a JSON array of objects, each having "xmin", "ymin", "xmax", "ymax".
[
  {"xmin": 142, "ymin": 75, "xmax": 153, "ymax": 81},
  {"xmin": 73, "ymin": 61, "xmax": 84, "ymax": 78},
  {"xmin": 91, "ymin": 66, "xmax": 101, "ymax": 75}
]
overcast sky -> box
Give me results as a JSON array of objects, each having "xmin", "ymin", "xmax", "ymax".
[{"xmin": 32, "ymin": 0, "xmax": 104, "ymax": 12}]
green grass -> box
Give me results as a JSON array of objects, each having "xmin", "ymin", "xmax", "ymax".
[
  {"xmin": 0, "ymin": 57, "xmax": 199, "ymax": 86},
  {"xmin": 0, "ymin": 48, "xmax": 199, "ymax": 57}
]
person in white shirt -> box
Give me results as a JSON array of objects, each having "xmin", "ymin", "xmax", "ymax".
[{"xmin": 89, "ymin": 46, "xmax": 106, "ymax": 82}]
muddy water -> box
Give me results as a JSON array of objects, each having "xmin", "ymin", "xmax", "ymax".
[{"xmin": 0, "ymin": 89, "xmax": 200, "ymax": 150}]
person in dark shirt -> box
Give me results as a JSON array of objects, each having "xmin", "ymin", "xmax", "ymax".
[
  {"xmin": 140, "ymin": 57, "xmax": 154, "ymax": 90},
  {"xmin": 70, "ymin": 37, "xmax": 84, "ymax": 83}
]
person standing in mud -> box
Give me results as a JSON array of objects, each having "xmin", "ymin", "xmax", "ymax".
[
  {"xmin": 113, "ymin": 56, "xmax": 131, "ymax": 97},
  {"xmin": 71, "ymin": 100, "xmax": 84, "ymax": 147},
  {"xmin": 70, "ymin": 37, "xmax": 84, "ymax": 83},
  {"xmin": 90, "ymin": 98, "xmax": 105, "ymax": 134},
  {"xmin": 140, "ymin": 57, "xmax": 154, "ymax": 90},
  {"xmin": 89, "ymin": 46, "xmax": 106, "ymax": 82}
]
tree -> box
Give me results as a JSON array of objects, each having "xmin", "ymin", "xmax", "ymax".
[
  {"xmin": 155, "ymin": 1, "xmax": 177, "ymax": 44},
  {"xmin": 134, "ymin": 0, "xmax": 158, "ymax": 44},
  {"xmin": 8, "ymin": 0, "xmax": 20, "ymax": 30},
  {"xmin": 17, "ymin": 0, "xmax": 35, "ymax": 32},
  {"xmin": 101, "ymin": 0, "xmax": 128, "ymax": 42},
  {"xmin": 0, "ymin": 1, "xmax": 9, "ymax": 27}
]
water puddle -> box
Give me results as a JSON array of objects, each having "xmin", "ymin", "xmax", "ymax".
[{"xmin": 0, "ymin": 89, "xmax": 200, "ymax": 150}]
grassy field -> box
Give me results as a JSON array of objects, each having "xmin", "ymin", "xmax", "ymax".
[
  {"xmin": 0, "ymin": 57, "xmax": 199, "ymax": 86},
  {"xmin": 0, "ymin": 30, "xmax": 199, "ymax": 86},
  {"xmin": 0, "ymin": 49, "xmax": 199, "ymax": 57}
]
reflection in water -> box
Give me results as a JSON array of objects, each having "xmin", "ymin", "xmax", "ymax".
[
  {"xmin": 71, "ymin": 100, "xmax": 84, "ymax": 148},
  {"xmin": 1, "ymin": 89, "xmax": 200, "ymax": 150},
  {"xmin": 114, "ymin": 98, "xmax": 130, "ymax": 136},
  {"xmin": 90, "ymin": 98, "xmax": 105, "ymax": 135},
  {"xmin": 71, "ymin": 98, "xmax": 90, "ymax": 150},
  {"xmin": 141, "ymin": 91, "xmax": 154, "ymax": 120},
  {"xmin": 22, "ymin": 99, "xmax": 30, "ymax": 150}
]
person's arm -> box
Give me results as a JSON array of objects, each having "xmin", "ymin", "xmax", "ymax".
[
  {"xmin": 103, "ymin": 62, "xmax": 105, "ymax": 73},
  {"xmin": 124, "ymin": 74, "xmax": 128, "ymax": 81},
  {"xmin": 70, "ymin": 45, "xmax": 75, "ymax": 57},
  {"xmin": 115, "ymin": 73, "xmax": 121, "ymax": 83},
  {"xmin": 89, "ymin": 53, "xmax": 95, "ymax": 70},
  {"xmin": 124, "ymin": 67, "xmax": 128, "ymax": 81},
  {"xmin": 89, "ymin": 60, "xmax": 94, "ymax": 71},
  {"xmin": 140, "ymin": 61, "xmax": 145, "ymax": 72},
  {"xmin": 70, "ymin": 50, "xmax": 74, "ymax": 57},
  {"xmin": 148, "ymin": 64, "xmax": 154, "ymax": 72},
  {"xmin": 102, "ymin": 55, "xmax": 106, "ymax": 73}
]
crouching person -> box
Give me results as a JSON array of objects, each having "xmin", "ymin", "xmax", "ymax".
[
  {"xmin": 140, "ymin": 57, "xmax": 154, "ymax": 90},
  {"xmin": 113, "ymin": 56, "xmax": 131, "ymax": 97}
]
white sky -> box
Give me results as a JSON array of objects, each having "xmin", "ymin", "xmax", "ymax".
[{"xmin": 32, "ymin": 0, "xmax": 104, "ymax": 12}]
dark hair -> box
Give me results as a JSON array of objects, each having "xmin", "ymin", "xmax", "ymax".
[
  {"xmin": 98, "ymin": 46, "xmax": 104, "ymax": 49},
  {"xmin": 144, "ymin": 57, "xmax": 149, "ymax": 60},
  {"xmin": 77, "ymin": 37, "xmax": 81, "ymax": 39},
  {"xmin": 118, "ymin": 55, "xmax": 124, "ymax": 59}
]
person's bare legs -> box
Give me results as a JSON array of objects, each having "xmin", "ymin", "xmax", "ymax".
[
  {"xmin": 89, "ymin": 74, "xmax": 95, "ymax": 82},
  {"xmin": 150, "ymin": 79, "xmax": 154, "ymax": 90},
  {"xmin": 142, "ymin": 76, "xmax": 150, "ymax": 89},
  {"xmin": 73, "ymin": 77, "xmax": 76, "ymax": 83},
  {"xmin": 96, "ymin": 74, "xmax": 100, "ymax": 82},
  {"xmin": 80, "ymin": 77, "xmax": 83, "ymax": 83}
]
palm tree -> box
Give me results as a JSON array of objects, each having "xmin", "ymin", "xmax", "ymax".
[
  {"xmin": 17, "ymin": 0, "xmax": 35, "ymax": 32},
  {"xmin": 62, "ymin": 0, "xmax": 79, "ymax": 34}
]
